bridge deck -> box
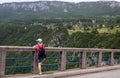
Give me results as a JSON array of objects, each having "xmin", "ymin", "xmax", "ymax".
[
  {"xmin": 64, "ymin": 69, "xmax": 120, "ymax": 78},
  {"xmin": 2, "ymin": 65, "xmax": 120, "ymax": 78}
]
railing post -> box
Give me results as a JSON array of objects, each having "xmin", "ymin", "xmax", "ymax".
[
  {"xmin": 0, "ymin": 49, "xmax": 6, "ymax": 77},
  {"xmin": 110, "ymin": 52, "xmax": 114, "ymax": 66},
  {"xmin": 81, "ymin": 51, "xmax": 86, "ymax": 69},
  {"xmin": 97, "ymin": 51, "xmax": 102, "ymax": 67},
  {"xmin": 32, "ymin": 51, "xmax": 38, "ymax": 74},
  {"xmin": 59, "ymin": 50, "xmax": 66, "ymax": 71},
  {"xmin": 79, "ymin": 52, "xmax": 82, "ymax": 68}
]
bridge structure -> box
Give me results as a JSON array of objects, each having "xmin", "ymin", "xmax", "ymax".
[{"xmin": 0, "ymin": 46, "xmax": 120, "ymax": 78}]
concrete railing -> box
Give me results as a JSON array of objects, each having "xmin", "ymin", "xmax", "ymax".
[{"xmin": 0, "ymin": 46, "xmax": 120, "ymax": 77}]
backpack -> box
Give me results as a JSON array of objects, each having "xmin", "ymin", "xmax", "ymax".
[{"xmin": 38, "ymin": 44, "xmax": 46, "ymax": 58}]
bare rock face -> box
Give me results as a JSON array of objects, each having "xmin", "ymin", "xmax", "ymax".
[{"xmin": 0, "ymin": 1, "xmax": 120, "ymax": 19}]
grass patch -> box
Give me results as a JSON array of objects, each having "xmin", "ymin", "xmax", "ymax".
[
  {"xmin": 98, "ymin": 27, "xmax": 120, "ymax": 34},
  {"xmin": 68, "ymin": 27, "xmax": 120, "ymax": 35}
]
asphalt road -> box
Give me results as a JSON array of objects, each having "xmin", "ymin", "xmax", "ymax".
[{"xmin": 63, "ymin": 69, "xmax": 120, "ymax": 78}]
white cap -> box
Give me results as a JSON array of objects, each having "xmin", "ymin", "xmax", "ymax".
[{"xmin": 36, "ymin": 38, "xmax": 42, "ymax": 42}]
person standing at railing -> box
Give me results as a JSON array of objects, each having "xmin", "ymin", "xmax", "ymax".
[{"xmin": 33, "ymin": 38, "xmax": 46, "ymax": 75}]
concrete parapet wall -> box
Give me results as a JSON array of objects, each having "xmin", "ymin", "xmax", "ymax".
[{"xmin": 0, "ymin": 46, "xmax": 120, "ymax": 77}]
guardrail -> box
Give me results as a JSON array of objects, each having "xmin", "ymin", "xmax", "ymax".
[{"xmin": 0, "ymin": 46, "xmax": 120, "ymax": 77}]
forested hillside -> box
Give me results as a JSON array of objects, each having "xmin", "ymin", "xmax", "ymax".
[
  {"xmin": 0, "ymin": 1, "xmax": 120, "ymax": 20},
  {"xmin": 0, "ymin": 18, "xmax": 119, "ymax": 48}
]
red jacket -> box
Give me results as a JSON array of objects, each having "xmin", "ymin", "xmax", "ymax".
[{"xmin": 34, "ymin": 44, "xmax": 45, "ymax": 55}]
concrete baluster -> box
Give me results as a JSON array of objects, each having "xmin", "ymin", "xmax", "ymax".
[
  {"xmin": 32, "ymin": 51, "xmax": 38, "ymax": 74},
  {"xmin": 59, "ymin": 50, "xmax": 66, "ymax": 71},
  {"xmin": 97, "ymin": 51, "xmax": 102, "ymax": 67},
  {"xmin": 0, "ymin": 49, "xmax": 6, "ymax": 77},
  {"xmin": 81, "ymin": 51, "xmax": 86, "ymax": 69},
  {"xmin": 110, "ymin": 51, "xmax": 114, "ymax": 66}
]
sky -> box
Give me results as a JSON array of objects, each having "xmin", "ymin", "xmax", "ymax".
[{"xmin": 0, "ymin": 0, "xmax": 120, "ymax": 4}]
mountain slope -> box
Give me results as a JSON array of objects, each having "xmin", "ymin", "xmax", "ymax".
[{"xmin": 0, "ymin": 1, "xmax": 120, "ymax": 20}]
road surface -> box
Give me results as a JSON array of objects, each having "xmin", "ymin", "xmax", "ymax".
[{"xmin": 63, "ymin": 69, "xmax": 120, "ymax": 78}]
